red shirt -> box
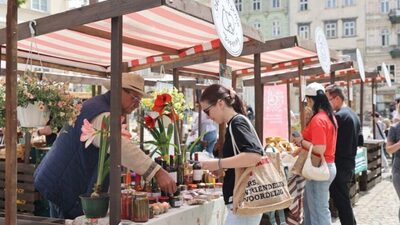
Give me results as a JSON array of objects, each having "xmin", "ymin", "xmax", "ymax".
[{"xmin": 302, "ymin": 111, "xmax": 337, "ymax": 163}]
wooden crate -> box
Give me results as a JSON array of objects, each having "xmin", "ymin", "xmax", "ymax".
[
  {"xmin": 0, "ymin": 161, "xmax": 40, "ymax": 214},
  {"xmin": 359, "ymin": 141, "xmax": 383, "ymax": 192}
]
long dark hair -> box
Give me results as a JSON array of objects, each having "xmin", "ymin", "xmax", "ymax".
[
  {"xmin": 308, "ymin": 90, "xmax": 337, "ymax": 129},
  {"xmin": 200, "ymin": 84, "xmax": 246, "ymax": 115}
]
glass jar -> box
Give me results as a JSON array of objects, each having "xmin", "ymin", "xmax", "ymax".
[
  {"xmin": 120, "ymin": 192, "xmax": 132, "ymax": 220},
  {"xmin": 131, "ymin": 192, "xmax": 149, "ymax": 222}
]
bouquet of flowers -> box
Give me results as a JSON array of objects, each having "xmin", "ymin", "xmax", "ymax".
[{"xmin": 140, "ymin": 88, "xmax": 187, "ymax": 161}]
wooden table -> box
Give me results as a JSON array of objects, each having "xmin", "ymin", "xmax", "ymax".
[{"xmin": 66, "ymin": 197, "xmax": 227, "ymax": 225}]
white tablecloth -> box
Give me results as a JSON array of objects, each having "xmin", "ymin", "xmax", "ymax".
[{"xmin": 66, "ymin": 197, "xmax": 227, "ymax": 225}]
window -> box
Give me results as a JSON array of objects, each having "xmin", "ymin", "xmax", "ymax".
[
  {"xmin": 324, "ymin": 21, "xmax": 337, "ymax": 38},
  {"xmin": 31, "ymin": 0, "xmax": 48, "ymax": 12},
  {"xmin": 398, "ymin": 0, "xmax": 400, "ymax": 9},
  {"xmin": 68, "ymin": 0, "xmax": 88, "ymax": 9},
  {"xmin": 272, "ymin": 21, "xmax": 280, "ymax": 36},
  {"xmin": 381, "ymin": 0, "xmax": 389, "ymax": 13},
  {"xmin": 326, "ymin": 0, "xmax": 336, "ymax": 8},
  {"xmin": 298, "ymin": 23, "xmax": 310, "ymax": 39},
  {"xmin": 253, "ymin": 21, "xmax": 261, "ymax": 30},
  {"xmin": 343, "ymin": 19, "xmax": 356, "ymax": 37},
  {"xmin": 342, "ymin": 49, "xmax": 356, "ymax": 61},
  {"xmin": 377, "ymin": 64, "xmax": 396, "ymax": 83},
  {"xmin": 381, "ymin": 29, "xmax": 390, "ymax": 46},
  {"xmin": 272, "ymin": 0, "xmax": 280, "ymax": 8},
  {"xmin": 397, "ymin": 33, "xmax": 400, "ymax": 46},
  {"xmin": 235, "ymin": 0, "xmax": 242, "ymax": 12},
  {"xmin": 300, "ymin": 0, "xmax": 308, "ymax": 11},
  {"xmin": 344, "ymin": 0, "xmax": 355, "ymax": 6},
  {"xmin": 253, "ymin": 0, "xmax": 261, "ymax": 11}
]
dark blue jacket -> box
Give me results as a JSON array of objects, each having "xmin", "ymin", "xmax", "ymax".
[{"xmin": 34, "ymin": 91, "xmax": 111, "ymax": 219}]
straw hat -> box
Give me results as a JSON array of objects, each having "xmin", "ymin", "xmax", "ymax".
[
  {"xmin": 121, "ymin": 73, "xmax": 146, "ymax": 96},
  {"xmin": 103, "ymin": 73, "xmax": 146, "ymax": 96}
]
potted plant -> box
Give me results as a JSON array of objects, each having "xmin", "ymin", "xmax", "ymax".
[
  {"xmin": 0, "ymin": 72, "xmax": 80, "ymax": 129},
  {"xmin": 79, "ymin": 115, "xmax": 131, "ymax": 218}
]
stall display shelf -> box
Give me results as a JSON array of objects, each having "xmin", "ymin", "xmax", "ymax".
[{"xmin": 359, "ymin": 140, "xmax": 384, "ymax": 192}]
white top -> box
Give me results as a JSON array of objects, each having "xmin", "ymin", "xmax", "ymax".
[{"xmin": 192, "ymin": 111, "xmax": 218, "ymax": 135}]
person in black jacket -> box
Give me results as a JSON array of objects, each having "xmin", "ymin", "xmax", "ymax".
[{"xmin": 325, "ymin": 84, "xmax": 362, "ymax": 225}]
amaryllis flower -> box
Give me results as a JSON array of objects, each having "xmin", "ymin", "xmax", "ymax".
[
  {"xmin": 121, "ymin": 124, "xmax": 132, "ymax": 140},
  {"xmin": 80, "ymin": 119, "xmax": 97, "ymax": 148},
  {"xmin": 152, "ymin": 93, "xmax": 172, "ymax": 115},
  {"xmin": 144, "ymin": 116, "xmax": 156, "ymax": 129}
]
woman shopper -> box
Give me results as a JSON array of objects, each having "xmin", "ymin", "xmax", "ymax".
[
  {"xmin": 291, "ymin": 82, "xmax": 337, "ymax": 225},
  {"xmin": 199, "ymin": 84, "xmax": 263, "ymax": 225}
]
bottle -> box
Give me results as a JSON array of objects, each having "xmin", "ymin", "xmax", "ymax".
[
  {"xmin": 134, "ymin": 174, "xmax": 143, "ymax": 191},
  {"xmin": 161, "ymin": 160, "xmax": 169, "ymax": 196},
  {"xmin": 192, "ymin": 153, "xmax": 203, "ymax": 184},
  {"xmin": 169, "ymin": 155, "xmax": 177, "ymax": 183},
  {"xmin": 176, "ymin": 154, "xmax": 184, "ymax": 185}
]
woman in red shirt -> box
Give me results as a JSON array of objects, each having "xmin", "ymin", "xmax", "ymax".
[{"xmin": 292, "ymin": 82, "xmax": 337, "ymax": 225}]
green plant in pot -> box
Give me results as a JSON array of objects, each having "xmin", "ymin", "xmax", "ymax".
[{"xmin": 79, "ymin": 115, "xmax": 131, "ymax": 218}]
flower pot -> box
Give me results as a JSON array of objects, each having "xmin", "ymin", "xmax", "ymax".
[
  {"xmin": 79, "ymin": 193, "xmax": 110, "ymax": 218},
  {"xmin": 17, "ymin": 102, "xmax": 50, "ymax": 127}
]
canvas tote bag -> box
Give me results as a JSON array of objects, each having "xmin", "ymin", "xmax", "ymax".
[
  {"xmin": 230, "ymin": 115, "xmax": 293, "ymax": 216},
  {"xmin": 301, "ymin": 144, "xmax": 330, "ymax": 181}
]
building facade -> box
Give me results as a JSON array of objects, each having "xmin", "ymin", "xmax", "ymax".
[
  {"xmin": 365, "ymin": 0, "xmax": 400, "ymax": 116},
  {"xmin": 0, "ymin": 0, "xmax": 88, "ymax": 28}
]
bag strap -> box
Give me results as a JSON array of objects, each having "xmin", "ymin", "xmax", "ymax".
[
  {"xmin": 229, "ymin": 114, "xmax": 263, "ymax": 156},
  {"xmin": 307, "ymin": 144, "xmax": 327, "ymax": 163}
]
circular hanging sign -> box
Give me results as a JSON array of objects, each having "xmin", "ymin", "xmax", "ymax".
[
  {"xmin": 315, "ymin": 27, "xmax": 331, "ymax": 74},
  {"xmin": 212, "ymin": 0, "xmax": 244, "ymax": 57},
  {"xmin": 356, "ymin": 48, "xmax": 365, "ymax": 82},
  {"xmin": 381, "ymin": 62, "xmax": 392, "ymax": 87}
]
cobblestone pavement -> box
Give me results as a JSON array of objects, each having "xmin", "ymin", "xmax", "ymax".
[{"xmin": 332, "ymin": 170, "xmax": 399, "ymax": 225}]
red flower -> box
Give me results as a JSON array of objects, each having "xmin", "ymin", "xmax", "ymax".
[
  {"xmin": 144, "ymin": 116, "xmax": 156, "ymax": 129},
  {"xmin": 168, "ymin": 110, "xmax": 179, "ymax": 122},
  {"xmin": 152, "ymin": 94, "xmax": 172, "ymax": 115}
]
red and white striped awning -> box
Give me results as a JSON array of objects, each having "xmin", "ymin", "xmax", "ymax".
[{"xmin": 13, "ymin": 6, "xmax": 252, "ymax": 69}]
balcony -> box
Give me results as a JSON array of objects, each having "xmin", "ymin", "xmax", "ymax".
[
  {"xmin": 390, "ymin": 47, "xmax": 400, "ymax": 58},
  {"xmin": 389, "ymin": 9, "xmax": 400, "ymax": 23}
]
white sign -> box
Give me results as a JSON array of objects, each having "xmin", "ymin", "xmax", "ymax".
[
  {"xmin": 212, "ymin": 0, "xmax": 243, "ymax": 57},
  {"xmin": 356, "ymin": 49, "xmax": 365, "ymax": 82},
  {"xmin": 315, "ymin": 27, "xmax": 331, "ymax": 74},
  {"xmin": 381, "ymin": 62, "xmax": 392, "ymax": 87}
]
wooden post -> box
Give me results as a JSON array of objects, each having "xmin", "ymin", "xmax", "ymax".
[
  {"xmin": 287, "ymin": 81, "xmax": 291, "ymax": 138},
  {"xmin": 24, "ymin": 132, "xmax": 31, "ymax": 164},
  {"xmin": 97, "ymin": 85, "xmax": 102, "ymax": 95},
  {"xmin": 110, "ymin": 15, "xmax": 123, "ymax": 225},
  {"xmin": 254, "ymin": 53, "xmax": 262, "ymax": 139},
  {"xmin": 92, "ymin": 85, "xmax": 96, "ymax": 97},
  {"xmin": 330, "ymin": 71, "xmax": 335, "ymax": 84},
  {"xmin": 372, "ymin": 79, "xmax": 376, "ymax": 139},
  {"xmin": 347, "ymin": 75, "xmax": 352, "ymax": 108},
  {"xmin": 360, "ymin": 81, "xmax": 364, "ymax": 127},
  {"xmin": 218, "ymin": 47, "xmax": 227, "ymax": 150},
  {"xmin": 232, "ymin": 73, "xmax": 237, "ymax": 91},
  {"xmin": 5, "ymin": 0, "xmax": 18, "ymax": 223},
  {"xmin": 298, "ymin": 60, "xmax": 305, "ymax": 130}
]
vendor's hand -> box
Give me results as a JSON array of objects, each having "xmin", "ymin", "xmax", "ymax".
[
  {"xmin": 211, "ymin": 169, "xmax": 224, "ymax": 178},
  {"xmin": 154, "ymin": 168, "xmax": 176, "ymax": 194},
  {"xmin": 200, "ymin": 159, "xmax": 219, "ymax": 171}
]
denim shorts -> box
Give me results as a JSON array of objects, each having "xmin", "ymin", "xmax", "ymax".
[{"xmin": 225, "ymin": 204, "xmax": 262, "ymax": 225}]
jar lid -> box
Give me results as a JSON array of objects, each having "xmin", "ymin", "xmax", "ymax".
[{"xmin": 134, "ymin": 192, "xmax": 148, "ymax": 197}]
